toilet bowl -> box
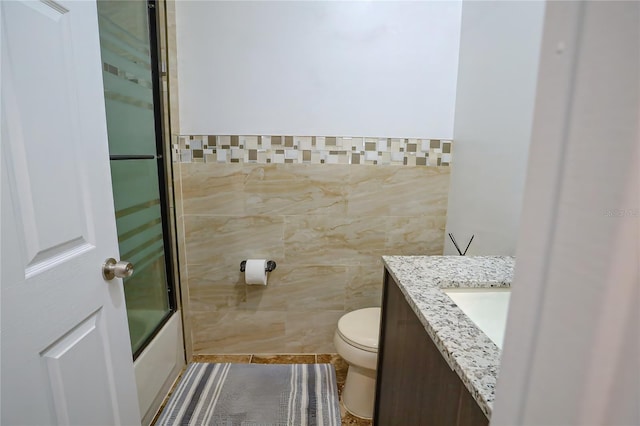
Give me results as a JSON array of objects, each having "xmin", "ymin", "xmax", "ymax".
[{"xmin": 334, "ymin": 307, "xmax": 381, "ymax": 420}]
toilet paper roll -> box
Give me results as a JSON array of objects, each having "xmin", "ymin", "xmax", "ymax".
[{"xmin": 244, "ymin": 259, "xmax": 268, "ymax": 285}]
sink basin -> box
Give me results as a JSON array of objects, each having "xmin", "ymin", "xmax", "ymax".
[{"xmin": 443, "ymin": 288, "xmax": 511, "ymax": 349}]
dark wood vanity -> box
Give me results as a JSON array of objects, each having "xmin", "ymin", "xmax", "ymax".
[{"xmin": 373, "ymin": 269, "xmax": 489, "ymax": 426}]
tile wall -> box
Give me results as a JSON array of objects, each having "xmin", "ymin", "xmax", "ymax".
[
  {"xmin": 173, "ymin": 135, "xmax": 452, "ymax": 354},
  {"xmin": 175, "ymin": 135, "xmax": 452, "ymax": 166}
]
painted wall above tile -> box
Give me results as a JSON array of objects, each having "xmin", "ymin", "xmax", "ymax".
[
  {"xmin": 175, "ymin": 135, "xmax": 453, "ymax": 167},
  {"xmin": 175, "ymin": 2, "xmax": 461, "ymax": 137}
]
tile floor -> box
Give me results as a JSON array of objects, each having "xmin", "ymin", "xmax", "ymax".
[{"xmin": 152, "ymin": 354, "xmax": 372, "ymax": 426}]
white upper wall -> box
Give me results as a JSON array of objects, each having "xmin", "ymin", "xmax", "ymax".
[
  {"xmin": 175, "ymin": 1, "xmax": 461, "ymax": 138},
  {"xmin": 444, "ymin": 1, "xmax": 545, "ymax": 255}
]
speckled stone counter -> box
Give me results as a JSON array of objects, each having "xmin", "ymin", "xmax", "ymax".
[{"xmin": 381, "ymin": 255, "xmax": 515, "ymax": 419}]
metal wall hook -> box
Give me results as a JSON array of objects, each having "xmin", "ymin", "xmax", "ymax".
[
  {"xmin": 240, "ymin": 260, "xmax": 277, "ymax": 272},
  {"xmin": 448, "ymin": 233, "xmax": 474, "ymax": 256}
]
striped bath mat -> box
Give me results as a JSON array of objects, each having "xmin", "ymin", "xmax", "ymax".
[{"xmin": 156, "ymin": 363, "xmax": 341, "ymax": 426}]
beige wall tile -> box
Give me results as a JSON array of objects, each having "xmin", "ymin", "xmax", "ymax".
[
  {"xmin": 176, "ymin": 158, "xmax": 451, "ymax": 355},
  {"xmin": 244, "ymin": 164, "xmax": 348, "ymax": 215},
  {"xmin": 344, "ymin": 264, "xmax": 385, "ymax": 311},
  {"xmin": 189, "ymin": 263, "xmax": 349, "ymax": 313},
  {"xmin": 385, "ymin": 215, "xmax": 447, "ymax": 256},
  {"xmin": 243, "ymin": 280, "xmax": 289, "ymax": 312},
  {"xmin": 181, "ymin": 163, "xmax": 245, "ymax": 215},
  {"xmin": 173, "ymin": 161, "xmax": 183, "ymax": 218},
  {"xmin": 175, "ymin": 215, "xmax": 188, "ymax": 273},
  {"xmin": 188, "ymin": 262, "xmax": 326, "ymax": 314},
  {"xmin": 187, "ymin": 263, "xmax": 246, "ymax": 312},
  {"xmin": 285, "ymin": 310, "xmax": 344, "ymax": 353},
  {"xmin": 346, "ymin": 167, "xmax": 394, "ymax": 217},
  {"xmin": 164, "ymin": 151, "xmax": 175, "ymax": 210},
  {"xmin": 385, "ymin": 167, "xmax": 450, "ymax": 217},
  {"xmin": 275, "ymin": 264, "xmax": 347, "ymax": 311},
  {"xmin": 191, "ymin": 310, "xmax": 287, "ymax": 354},
  {"xmin": 348, "ymin": 166, "xmax": 450, "ymax": 217},
  {"xmin": 184, "ymin": 215, "xmax": 284, "ymax": 265},
  {"xmin": 283, "ymin": 215, "xmax": 386, "ymax": 266}
]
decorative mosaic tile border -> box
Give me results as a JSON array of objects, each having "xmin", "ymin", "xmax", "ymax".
[{"xmin": 173, "ymin": 135, "xmax": 452, "ymax": 166}]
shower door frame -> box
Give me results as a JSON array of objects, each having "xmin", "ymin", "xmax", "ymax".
[
  {"xmin": 126, "ymin": 0, "xmax": 178, "ymax": 361},
  {"xmin": 137, "ymin": 0, "xmax": 178, "ymax": 359}
]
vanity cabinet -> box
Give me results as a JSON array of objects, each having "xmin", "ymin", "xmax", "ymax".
[{"xmin": 374, "ymin": 269, "xmax": 489, "ymax": 426}]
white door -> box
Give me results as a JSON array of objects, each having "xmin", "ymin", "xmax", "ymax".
[{"xmin": 1, "ymin": 1, "xmax": 141, "ymax": 425}]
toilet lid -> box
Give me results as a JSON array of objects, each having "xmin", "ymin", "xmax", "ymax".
[{"xmin": 337, "ymin": 307, "xmax": 381, "ymax": 351}]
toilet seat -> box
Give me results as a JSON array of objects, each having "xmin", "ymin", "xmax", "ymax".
[{"xmin": 336, "ymin": 307, "xmax": 380, "ymax": 352}]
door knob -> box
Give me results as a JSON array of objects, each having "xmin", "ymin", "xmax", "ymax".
[{"xmin": 102, "ymin": 258, "xmax": 134, "ymax": 280}]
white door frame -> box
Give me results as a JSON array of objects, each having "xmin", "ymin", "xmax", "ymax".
[{"xmin": 492, "ymin": 2, "xmax": 639, "ymax": 425}]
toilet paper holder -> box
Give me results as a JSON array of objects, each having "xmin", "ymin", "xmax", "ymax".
[{"xmin": 240, "ymin": 260, "xmax": 277, "ymax": 273}]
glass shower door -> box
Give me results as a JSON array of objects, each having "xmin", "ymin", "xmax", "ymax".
[{"xmin": 97, "ymin": 0, "xmax": 174, "ymax": 357}]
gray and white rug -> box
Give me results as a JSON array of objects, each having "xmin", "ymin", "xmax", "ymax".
[{"xmin": 156, "ymin": 363, "xmax": 341, "ymax": 426}]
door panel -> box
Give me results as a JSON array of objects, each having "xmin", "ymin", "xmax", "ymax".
[
  {"xmin": 41, "ymin": 310, "xmax": 117, "ymax": 426},
  {"xmin": 1, "ymin": 1, "xmax": 141, "ymax": 425},
  {"xmin": 2, "ymin": 0, "xmax": 93, "ymax": 276}
]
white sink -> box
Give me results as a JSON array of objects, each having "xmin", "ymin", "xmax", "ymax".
[{"xmin": 443, "ymin": 288, "xmax": 511, "ymax": 349}]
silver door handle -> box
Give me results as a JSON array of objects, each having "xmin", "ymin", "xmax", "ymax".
[{"xmin": 102, "ymin": 258, "xmax": 134, "ymax": 280}]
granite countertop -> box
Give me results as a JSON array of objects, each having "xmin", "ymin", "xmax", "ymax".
[{"xmin": 381, "ymin": 255, "xmax": 515, "ymax": 419}]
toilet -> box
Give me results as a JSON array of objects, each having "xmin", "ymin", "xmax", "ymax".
[{"xmin": 333, "ymin": 307, "xmax": 381, "ymax": 419}]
